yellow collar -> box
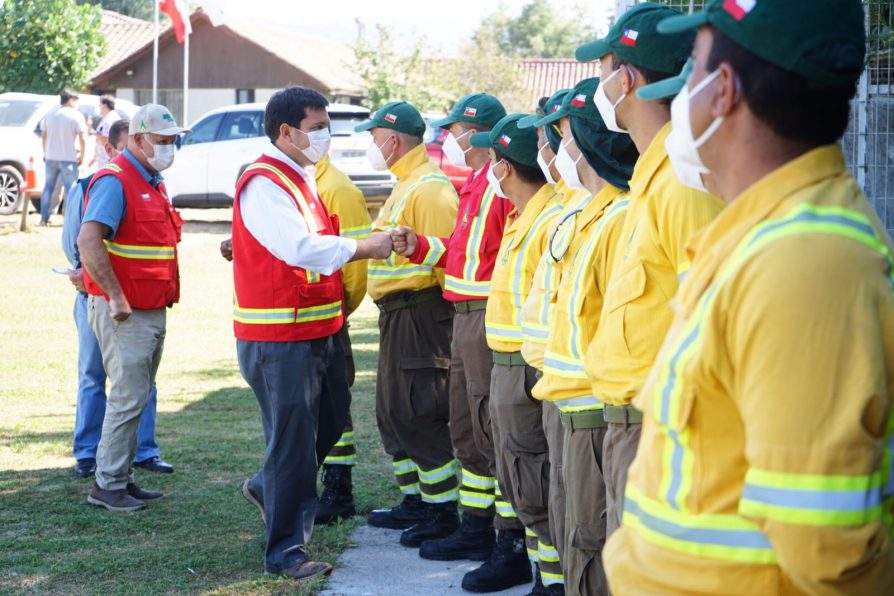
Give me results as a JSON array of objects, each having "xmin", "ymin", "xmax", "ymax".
[
  {"xmin": 390, "ymin": 144, "xmax": 430, "ymax": 181},
  {"xmin": 628, "ymin": 121, "xmax": 671, "ymax": 198}
]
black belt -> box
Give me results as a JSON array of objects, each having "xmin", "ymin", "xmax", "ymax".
[
  {"xmin": 454, "ymin": 299, "xmax": 488, "ymax": 313},
  {"xmin": 560, "ymin": 409, "xmax": 607, "ymax": 430},
  {"xmin": 603, "ymin": 404, "xmax": 643, "ymax": 424},
  {"xmin": 375, "ymin": 287, "xmax": 441, "ymax": 313},
  {"xmin": 492, "ymin": 351, "xmax": 527, "ymax": 366}
]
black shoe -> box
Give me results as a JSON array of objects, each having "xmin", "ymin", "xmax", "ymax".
[
  {"xmin": 134, "ymin": 456, "xmax": 174, "ymax": 474},
  {"xmin": 461, "ymin": 530, "xmax": 533, "ymax": 593},
  {"xmin": 367, "ymin": 494, "xmax": 427, "ymax": 530},
  {"xmin": 315, "ymin": 464, "xmax": 356, "ymax": 525},
  {"xmin": 241, "ymin": 479, "xmax": 265, "ymax": 524},
  {"xmin": 75, "ymin": 458, "xmax": 96, "ymax": 478},
  {"xmin": 399, "ymin": 501, "xmax": 460, "ymax": 548},
  {"xmin": 419, "ymin": 512, "xmax": 494, "ymax": 561},
  {"xmin": 527, "ymin": 564, "xmax": 565, "ymax": 595},
  {"xmin": 126, "ymin": 482, "xmax": 164, "ymax": 502}
]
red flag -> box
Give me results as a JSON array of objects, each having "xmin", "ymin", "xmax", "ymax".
[
  {"xmin": 722, "ymin": 0, "xmax": 756, "ymax": 21},
  {"xmin": 160, "ymin": 0, "xmax": 192, "ymax": 43}
]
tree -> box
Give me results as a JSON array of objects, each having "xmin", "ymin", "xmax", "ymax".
[
  {"xmin": 0, "ymin": 0, "xmax": 106, "ymax": 94},
  {"xmin": 76, "ymin": 0, "xmax": 155, "ymax": 21},
  {"xmin": 474, "ymin": 0, "xmax": 598, "ymax": 59}
]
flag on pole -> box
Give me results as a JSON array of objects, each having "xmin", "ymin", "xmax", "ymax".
[{"xmin": 160, "ymin": 0, "xmax": 192, "ymax": 43}]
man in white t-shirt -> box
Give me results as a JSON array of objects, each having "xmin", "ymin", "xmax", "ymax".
[
  {"xmin": 40, "ymin": 89, "xmax": 87, "ymax": 225},
  {"xmin": 94, "ymin": 95, "xmax": 121, "ymax": 168}
]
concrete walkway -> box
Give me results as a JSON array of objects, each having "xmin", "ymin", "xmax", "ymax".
[{"xmin": 321, "ymin": 526, "xmax": 531, "ymax": 596}]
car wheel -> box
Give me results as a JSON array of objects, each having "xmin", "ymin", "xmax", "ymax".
[{"xmin": 0, "ymin": 165, "xmax": 24, "ymax": 216}]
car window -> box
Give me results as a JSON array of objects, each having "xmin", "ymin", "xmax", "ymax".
[
  {"xmin": 0, "ymin": 100, "xmax": 42, "ymax": 127},
  {"xmin": 329, "ymin": 114, "xmax": 369, "ymax": 137},
  {"xmin": 183, "ymin": 113, "xmax": 224, "ymax": 145},
  {"xmin": 219, "ymin": 111, "xmax": 264, "ymax": 141}
]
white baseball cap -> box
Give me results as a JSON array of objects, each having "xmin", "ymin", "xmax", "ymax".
[{"xmin": 130, "ymin": 104, "xmax": 191, "ymax": 136}]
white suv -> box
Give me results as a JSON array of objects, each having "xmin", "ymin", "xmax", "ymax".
[
  {"xmin": 0, "ymin": 92, "xmax": 137, "ymax": 214},
  {"xmin": 163, "ymin": 102, "xmax": 394, "ymax": 208}
]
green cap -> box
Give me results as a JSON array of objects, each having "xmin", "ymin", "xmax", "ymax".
[
  {"xmin": 563, "ymin": 78, "xmax": 602, "ymax": 123},
  {"xmin": 658, "ymin": 0, "xmax": 865, "ymax": 87},
  {"xmin": 469, "ymin": 113, "xmax": 540, "ymax": 167},
  {"xmin": 576, "ymin": 2, "xmax": 694, "ymax": 75},
  {"xmin": 637, "ymin": 57, "xmax": 694, "ymax": 100},
  {"xmin": 519, "ymin": 88, "xmax": 573, "ymax": 128},
  {"xmin": 430, "ymin": 93, "xmax": 507, "ymax": 129},
  {"xmin": 354, "ymin": 101, "xmax": 426, "ymax": 137}
]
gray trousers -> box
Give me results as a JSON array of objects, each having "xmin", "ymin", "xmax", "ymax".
[
  {"xmin": 88, "ymin": 296, "xmax": 166, "ymax": 490},
  {"xmin": 238, "ymin": 334, "xmax": 350, "ymax": 574}
]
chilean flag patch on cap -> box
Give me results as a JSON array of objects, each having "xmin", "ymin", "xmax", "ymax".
[
  {"xmin": 384, "ymin": 113, "xmax": 398, "ymax": 123},
  {"xmin": 722, "ymin": 0, "xmax": 756, "ymax": 21},
  {"xmin": 498, "ymin": 134, "xmax": 512, "ymax": 147},
  {"xmin": 551, "ymin": 104, "xmax": 561, "ymax": 113},
  {"xmin": 571, "ymin": 94, "xmax": 587, "ymax": 107},
  {"xmin": 621, "ymin": 28, "xmax": 639, "ymax": 47},
  {"xmin": 464, "ymin": 107, "xmax": 478, "ymax": 117}
]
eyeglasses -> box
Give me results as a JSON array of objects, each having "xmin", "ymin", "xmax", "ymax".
[{"xmin": 549, "ymin": 208, "xmax": 582, "ymax": 262}]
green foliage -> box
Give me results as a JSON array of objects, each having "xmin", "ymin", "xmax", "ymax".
[
  {"xmin": 76, "ymin": 0, "xmax": 155, "ymax": 21},
  {"xmin": 0, "ymin": 0, "xmax": 106, "ymax": 94},
  {"xmin": 474, "ymin": 0, "xmax": 598, "ymax": 59}
]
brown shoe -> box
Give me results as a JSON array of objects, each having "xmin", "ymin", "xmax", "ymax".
[
  {"xmin": 282, "ymin": 559, "xmax": 333, "ymax": 581},
  {"xmin": 241, "ymin": 478, "xmax": 265, "ymax": 523},
  {"xmin": 87, "ymin": 482, "xmax": 146, "ymax": 512},
  {"xmin": 127, "ymin": 483, "xmax": 164, "ymax": 501}
]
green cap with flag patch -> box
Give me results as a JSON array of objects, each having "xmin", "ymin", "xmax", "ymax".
[
  {"xmin": 469, "ymin": 113, "xmax": 539, "ymax": 167},
  {"xmin": 637, "ymin": 57, "xmax": 694, "ymax": 100},
  {"xmin": 130, "ymin": 103, "xmax": 190, "ymax": 136},
  {"xmin": 354, "ymin": 101, "xmax": 426, "ymax": 137},
  {"xmin": 576, "ymin": 2, "xmax": 694, "ymax": 75},
  {"xmin": 657, "ymin": 0, "xmax": 865, "ymax": 87},
  {"xmin": 519, "ymin": 88, "xmax": 572, "ymax": 128},
  {"xmin": 430, "ymin": 93, "xmax": 507, "ymax": 129}
]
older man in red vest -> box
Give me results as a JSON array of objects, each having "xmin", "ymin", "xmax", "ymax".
[{"xmin": 78, "ymin": 104, "xmax": 187, "ymax": 513}]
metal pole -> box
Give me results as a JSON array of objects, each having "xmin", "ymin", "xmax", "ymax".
[
  {"xmin": 153, "ymin": 0, "xmax": 159, "ymax": 104},
  {"xmin": 183, "ymin": 28, "xmax": 189, "ymax": 125}
]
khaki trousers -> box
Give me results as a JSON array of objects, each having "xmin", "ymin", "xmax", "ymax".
[
  {"xmin": 604, "ymin": 422, "xmax": 642, "ymax": 538},
  {"xmin": 88, "ymin": 296, "xmax": 166, "ymax": 490}
]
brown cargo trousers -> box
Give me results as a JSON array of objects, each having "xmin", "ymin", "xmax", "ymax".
[
  {"xmin": 542, "ymin": 403, "xmax": 565, "ymax": 578},
  {"xmin": 375, "ymin": 288, "xmax": 459, "ymax": 503},
  {"xmin": 490, "ymin": 360, "xmax": 561, "ymax": 584},
  {"xmin": 323, "ymin": 323, "xmax": 357, "ymax": 466},
  {"xmin": 450, "ymin": 308, "xmax": 521, "ymax": 529},
  {"xmin": 604, "ymin": 423, "xmax": 642, "ymax": 538},
  {"xmin": 563, "ymin": 422, "xmax": 609, "ymax": 596}
]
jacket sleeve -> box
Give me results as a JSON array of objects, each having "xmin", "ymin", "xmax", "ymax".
[{"xmin": 728, "ymin": 237, "xmax": 894, "ymax": 595}]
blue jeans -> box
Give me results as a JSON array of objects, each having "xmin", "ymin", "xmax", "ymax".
[
  {"xmin": 41, "ymin": 160, "xmax": 78, "ymax": 223},
  {"xmin": 72, "ymin": 293, "xmax": 160, "ymax": 462}
]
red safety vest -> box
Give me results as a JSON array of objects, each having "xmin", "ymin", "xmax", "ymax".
[
  {"xmin": 232, "ymin": 155, "xmax": 345, "ymax": 342},
  {"xmin": 83, "ymin": 154, "xmax": 182, "ymax": 310}
]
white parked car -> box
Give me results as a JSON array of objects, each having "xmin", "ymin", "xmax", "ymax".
[
  {"xmin": 0, "ymin": 92, "xmax": 137, "ymax": 214},
  {"xmin": 164, "ymin": 102, "xmax": 395, "ymax": 208}
]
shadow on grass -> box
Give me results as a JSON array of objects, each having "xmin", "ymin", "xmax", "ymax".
[{"xmin": 0, "ymin": 355, "xmax": 398, "ymax": 595}]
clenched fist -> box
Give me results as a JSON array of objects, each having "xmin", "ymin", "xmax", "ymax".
[
  {"xmin": 220, "ymin": 238, "xmax": 233, "ymax": 261},
  {"xmin": 389, "ymin": 226, "xmax": 418, "ymax": 257},
  {"xmin": 364, "ymin": 231, "xmax": 393, "ymax": 259}
]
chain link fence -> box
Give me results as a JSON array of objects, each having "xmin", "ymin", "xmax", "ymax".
[{"xmin": 616, "ymin": 0, "xmax": 894, "ymax": 234}]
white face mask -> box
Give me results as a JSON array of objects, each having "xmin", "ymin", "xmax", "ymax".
[
  {"xmin": 536, "ymin": 143, "xmax": 557, "ymax": 185},
  {"xmin": 292, "ymin": 128, "xmax": 331, "ymax": 163},
  {"xmin": 555, "ymin": 139, "xmax": 585, "ymax": 191},
  {"xmin": 486, "ymin": 160, "xmax": 507, "ymax": 197},
  {"xmin": 666, "ymin": 70, "xmax": 723, "ymax": 193},
  {"xmin": 593, "ymin": 67, "xmax": 629, "ymax": 134},
  {"xmin": 141, "ymin": 139, "xmax": 175, "ymax": 171},
  {"xmin": 442, "ymin": 129, "xmax": 472, "ymax": 167},
  {"xmin": 366, "ymin": 136, "xmax": 394, "ymax": 171}
]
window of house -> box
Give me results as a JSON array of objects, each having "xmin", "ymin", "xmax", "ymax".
[{"xmin": 236, "ymin": 89, "xmax": 255, "ymax": 104}]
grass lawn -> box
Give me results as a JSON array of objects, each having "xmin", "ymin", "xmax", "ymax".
[{"xmin": 0, "ymin": 210, "xmax": 396, "ymax": 594}]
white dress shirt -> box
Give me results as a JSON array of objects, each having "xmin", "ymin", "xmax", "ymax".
[{"xmin": 240, "ymin": 144, "xmax": 357, "ymax": 276}]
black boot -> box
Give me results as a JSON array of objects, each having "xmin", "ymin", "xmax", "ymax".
[
  {"xmin": 367, "ymin": 494, "xmax": 427, "ymax": 529},
  {"xmin": 527, "ymin": 564, "xmax": 565, "ymax": 595},
  {"xmin": 461, "ymin": 529, "xmax": 533, "ymax": 593},
  {"xmin": 315, "ymin": 464, "xmax": 356, "ymax": 525},
  {"xmin": 419, "ymin": 512, "xmax": 495, "ymax": 561},
  {"xmin": 399, "ymin": 501, "xmax": 460, "ymax": 547}
]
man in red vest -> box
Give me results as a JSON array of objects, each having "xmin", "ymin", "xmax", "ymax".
[
  {"xmin": 78, "ymin": 104, "xmax": 187, "ymax": 513},
  {"xmin": 231, "ymin": 86, "xmax": 391, "ymax": 581}
]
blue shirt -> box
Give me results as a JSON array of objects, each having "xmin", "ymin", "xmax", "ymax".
[
  {"xmin": 81, "ymin": 149, "xmax": 165, "ymax": 240},
  {"xmin": 61, "ymin": 176, "xmax": 92, "ymax": 267}
]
